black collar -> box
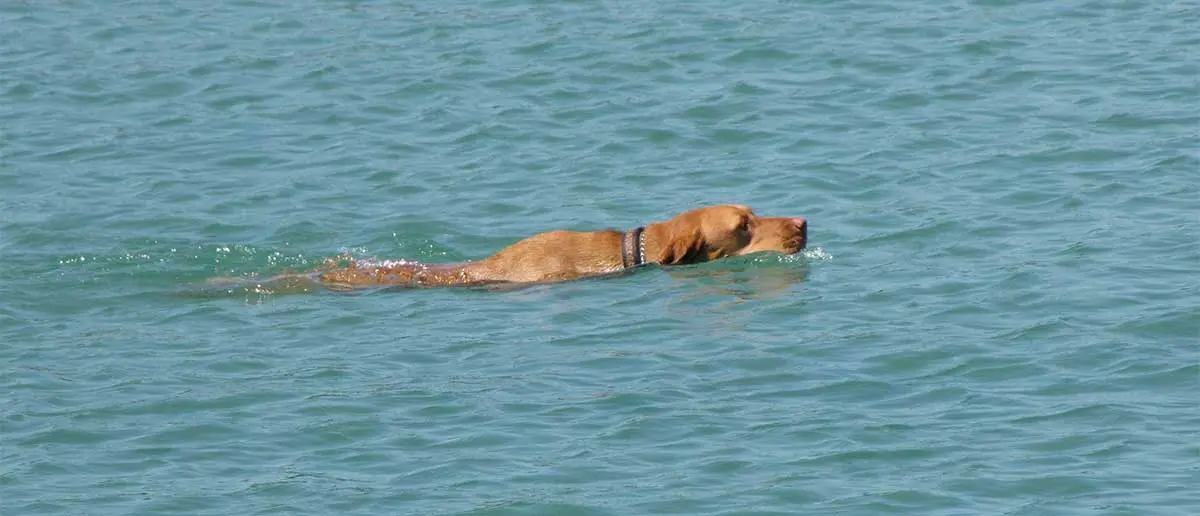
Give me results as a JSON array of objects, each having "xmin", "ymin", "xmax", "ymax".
[{"xmin": 620, "ymin": 226, "xmax": 646, "ymax": 269}]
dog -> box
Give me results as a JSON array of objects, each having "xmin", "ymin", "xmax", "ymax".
[{"xmin": 310, "ymin": 204, "xmax": 807, "ymax": 289}]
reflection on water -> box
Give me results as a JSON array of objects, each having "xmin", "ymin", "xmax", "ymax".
[{"xmin": 666, "ymin": 256, "xmax": 811, "ymax": 302}]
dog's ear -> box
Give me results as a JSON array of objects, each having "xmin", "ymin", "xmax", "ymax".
[{"xmin": 655, "ymin": 227, "xmax": 707, "ymax": 265}]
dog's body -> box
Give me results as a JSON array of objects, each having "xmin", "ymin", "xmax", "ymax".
[{"xmin": 313, "ymin": 205, "xmax": 807, "ymax": 289}]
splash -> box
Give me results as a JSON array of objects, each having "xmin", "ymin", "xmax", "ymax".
[
  {"xmin": 801, "ymin": 246, "xmax": 833, "ymax": 261},
  {"xmin": 347, "ymin": 258, "xmax": 420, "ymax": 268},
  {"xmin": 740, "ymin": 246, "xmax": 832, "ymax": 264}
]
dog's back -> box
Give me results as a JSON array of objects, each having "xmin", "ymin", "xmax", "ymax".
[{"xmin": 318, "ymin": 259, "xmax": 477, "ymax": 289}]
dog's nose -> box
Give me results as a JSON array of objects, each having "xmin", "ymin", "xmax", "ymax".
[{"xmin": 792, "ymin": 217, "xmax": 807, "ymax": 245}]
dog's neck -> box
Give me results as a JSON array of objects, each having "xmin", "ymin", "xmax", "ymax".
[
  {"xmin": 633, "ymin": 221, "xmax": 678, "ymax": 266},
  {"xmin": 620, "ymin": 226, "xmax": 646, "ymax": 268}
]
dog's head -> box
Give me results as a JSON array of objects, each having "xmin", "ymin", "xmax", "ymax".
[{"xmin": 650, "ymin": 204, "xmax": 807, "ymax": 265}]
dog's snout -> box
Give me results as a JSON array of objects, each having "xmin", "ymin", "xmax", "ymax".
[{"xmin": 792, "ymin": 217, "xmax": 808, "ymax": 247}]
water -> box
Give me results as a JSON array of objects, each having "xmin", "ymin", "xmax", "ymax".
[{"xmin": 2, "ymin": 1, "xmax": 1197, "ymax": 514}]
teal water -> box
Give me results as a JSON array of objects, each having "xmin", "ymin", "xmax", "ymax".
[{"xmin": 2, "ymin": 1, "xmax": 1198, "ymax": 514}]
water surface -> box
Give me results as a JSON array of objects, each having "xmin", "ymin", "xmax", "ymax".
[{"xmin": 2, "ymin": 1, "xmax": 1197, "ymax": 514}]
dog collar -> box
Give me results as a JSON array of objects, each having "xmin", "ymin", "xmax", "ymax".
[{"xmin": 620, "ymin": 226, "xmax": 646, "ymax": 269}]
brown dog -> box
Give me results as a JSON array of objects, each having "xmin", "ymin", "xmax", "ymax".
[{"xmin": 314, "ymin": 204, "xmax": 807, "ymax": 289}]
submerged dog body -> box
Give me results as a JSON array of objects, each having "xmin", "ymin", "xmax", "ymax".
[{"xmin": 317, "ymin": 204, "xmax": 807, "ymax": 289}]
